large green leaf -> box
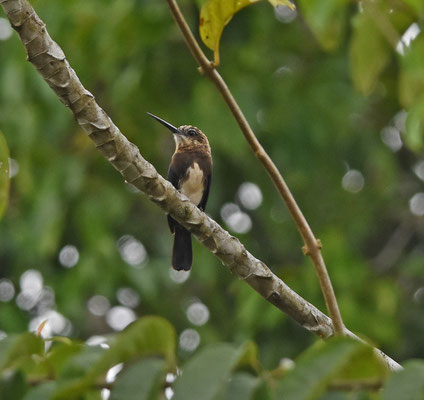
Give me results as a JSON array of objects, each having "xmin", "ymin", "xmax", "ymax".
[
  {"xmin": 274, "ymin": 338, "xmax": 386, "ymax": 400},
  {"xmin": 382, "ymin": 360, "xmax": 424, "ymax": 400},
  {"xmin": 0, "ymin": 333, "xmax": 44, "ymax": 372},
  {"xmin": 89, "ymin": 316, "xmax": 176, "ymax": 377},
  {"xmin": 350, "ymin": 10, "xmax": 391, "ymax": 94},
  {"xmin": 297, "ymin": 0, "xmax": 348, "ymax": 51},
  {"xmin": 0, "ymin": 130, "xmax": 10, "ymax": 220},
  {"xmin": 110, "ymin": 358, "xmax": 165, "ymax": 400},
  {"xmin": 23, "ymin": 382, "xmax": 57, "ymax": 400},
  {"xmin": 216, "ymin": 372, "xmax": 261, "ymax": 400},
  {"xmin": 199, "ymin": 0, "xmax": 294, "ymax": 65},
  {"xmin": 53, "ymin": 316, "xmax": 175, "ymax": 400},
  {"xmin": 399, "ymin": 35, "xmax": 424, "ymax": 108},
  {"xmin": 173, "ymin": 342, "xmax": 259, "ymax": 400}
]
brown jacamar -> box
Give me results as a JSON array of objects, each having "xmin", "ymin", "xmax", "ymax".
[{"xmin": 147, "ymin": 112, "xmax": 212, "ymax": 271}]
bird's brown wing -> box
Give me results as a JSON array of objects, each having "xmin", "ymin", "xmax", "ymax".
[
  {"xmin": 198, "ymin": 173, "xmax": 211, "ymax": 211},
  {"xmin": 167, "ymin": 162, "xmax": 181, "ymax": 233}
]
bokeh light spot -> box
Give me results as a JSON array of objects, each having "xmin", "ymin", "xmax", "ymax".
[
  {"xmin": 58, "ymin": 244, "xmax": 79, "ymax": 268},
  {"xmin": 117, "ymin": 235, "xmax": 147, "ymax": 267},
  {"xmin": 117, "ymin": 287, "xmax": 140, "ymax": 308},
  {"xmin": 169, "ymin": 269, "xmax": 190, "ymax": 284},
  {"xmin": 413, "ymin": 161, "xmax": 424, "ymax": 181},
  {"xmin": 342, "ymin": 170, "xmax": 364, "ymax": 194},
  {"xmin": 29, "ymin": 310, "xmax": 72, "ymax": 337},
  {"xmin": 179, "ymin": 328, "xmax": 200, "ymax": 352},
  {"xmin": 87, "ymin": 295, "xmax": 110, "ymax": 316},
  {"xmin": 186, "ymin": 302, "xmax": 210, "ymax": 326},
  {"xmin": 409, "ymin": 193, "xmax": 424, "ymax": 216},
  {"xmin": 0, "ymin": 18, "xmax": 12, "ymax": 41},
  {"xmin": 220, "ymin": 203, "xmax": 252, "ymax": 233},
  {"xmin": 274, "ymin": 4, "xmax": 297, "ymax": 23},
  {"xmin": 238, "ymin": 182, "xmax": 263, "ymax": 210},
  {"xmin": 0, "ymin": 279, "xmax": 15, "ymax": 302},
  {"xmin": 106, "ymin": 306, "xmax": 136, "ymax": 331},
  {"xmin": 380, "ymin": 126, "xmax": 402, "ymax": 152}
]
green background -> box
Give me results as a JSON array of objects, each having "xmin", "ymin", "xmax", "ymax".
[{"xmin": 1, "ymin": 0, "xmax": 423, "ymax": 371}]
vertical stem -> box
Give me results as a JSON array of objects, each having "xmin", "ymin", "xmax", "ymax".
[{"xmin": 166, "ymin": 0, "xmax": 345, "ymax": 335}]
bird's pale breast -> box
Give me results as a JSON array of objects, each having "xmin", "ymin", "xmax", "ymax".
[{"xmin": 180, "ymin": 162, "xmax": 204, "ymax": 205}]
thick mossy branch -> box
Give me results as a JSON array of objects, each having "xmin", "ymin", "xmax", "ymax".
[{"xmin": 0, "ymin": 0, "xmax": 401, "ymax": 371}]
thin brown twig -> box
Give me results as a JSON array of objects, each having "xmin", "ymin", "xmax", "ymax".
[{"xmin": 165, "ymin": 0, "xmax": 345, "ymax": 335}]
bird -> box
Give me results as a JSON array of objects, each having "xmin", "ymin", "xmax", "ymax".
[{"xmin": 147, "ymin": 112, "xmax": 212, "ymax": 271}]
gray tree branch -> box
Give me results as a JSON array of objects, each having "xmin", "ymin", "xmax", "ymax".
[{"xmin": 0, "ymin": 0, "xmax": 401, "ymax": 371}]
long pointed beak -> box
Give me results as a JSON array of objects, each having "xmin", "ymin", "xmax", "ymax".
[{"xmin": 147, "ymin": 112, "xmax": 179, "ymax": 134}]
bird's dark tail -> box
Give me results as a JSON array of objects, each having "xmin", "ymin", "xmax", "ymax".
[{"xmin": 172, "ymin": 225, "xmax": 192, "ymax": 271}]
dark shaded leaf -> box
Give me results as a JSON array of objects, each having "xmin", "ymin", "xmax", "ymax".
[
  {"xmin": 173, "ymin": 342, "xmax": 257, "ymax": 400},
  {"xmin": 216, "ymin": 372, "xmax": 261, "ymax": 400},
  {"xmin": 350, "ymin": 10, "xmax": 391, "ymax": 94},
  {"xmin": 0, "ymin": 371, "xmax": 28, "ymax": 400},
  {"xmin": 274, "ymin": 338, "xmax": 380, "ymax": 400},
  {"xmin": 382, "ymin": 360, "xmax": 424, "ymax": 400},
  {"xmin": 400, "ymin": 35, "xmax": 424, "ymax": 107},
  {"xmin": 110, "ymin": 357, "xmax": 165, "ymax": 400},
  {"xmin": 298, "ymin": 0, "xmax": 348, "ymax": 51},
  {"xmin": 23, "ymin": 382, "xmax": 57, "ymax": 400}
]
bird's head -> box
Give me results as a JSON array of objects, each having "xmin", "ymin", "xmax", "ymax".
[{"xmin": 147, "ymin": 112, "xmax": 210, "ymax": 152}]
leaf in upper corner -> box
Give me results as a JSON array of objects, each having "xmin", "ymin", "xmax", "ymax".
[
  {"xmin": 297, "ymin": 0, "xmax": 349, "ymax": 51},
  {"xmin": 350, "ymin": 10, "xmax": 391, "ymax": 94},
  {"xmin": 199, "ymin": 0, "xmax": 295, "ymax": 65},
  {"xmin": 0, "ymin": 130, "xmax": 10, "ymax": 220}
]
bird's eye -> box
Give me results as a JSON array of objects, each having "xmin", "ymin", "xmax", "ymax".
[{"xmin": 187, "ymin": 129, "xmax": 197, "ymax": 136}]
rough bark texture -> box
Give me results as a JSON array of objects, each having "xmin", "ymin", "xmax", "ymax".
[{"xmin": 0, "ymin": 0, "xmax": 401, "ymax": 371}]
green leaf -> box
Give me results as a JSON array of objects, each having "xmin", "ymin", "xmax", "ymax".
[
  {"xmin": 404, "ymin": 97, "xmax": 424, "ymax": 152},
  {"xmin": 110, "ymin": 358, "xmax": 165, "ymax": 400},
  {"xmin": 23, "ymin": 382, "xmax": 57, "ymax": 400},
  {"xmin": 173, "ymin": 342, "xmax": 257, "ymax": 400},
  {"xmin": 59, "ymin": 345, "xmax": 106, "ymax": 380},
  {"xmin": 274, "ymin": 338, "xmax": 382, "ymax": 400},
  {"xmin": 297, "ymin": 0, "xmax": 348, "ymax": 51},
  {"xmin": 400, "ymin": 35, "xmax": 424, "ymax": 108},
  {"xmin": 350, "ymin": 11, "xmax": 391, "ymax": 94},
  {"xmin": 0, "ymin": 333, "xmax": 44, "ymax": 372},
  {"xmin": 199, "ymin": 0, "xmax": 294, "ymax": 65},
  {"xmin": 382, "ymin": 360, "xmax": 424, "ymax": 400},
  {"xmin": 216, "ymin": 372, "xmax": 261, "ymax": 400},
  {"xmin": 89, "ymin": 316, "xmax": 176, "ymax": 377},
  {"xmin": 53, "ymin": 316, "xmax": 175, "ymax": 400},
  {"xmin": 0, "ymin": 371, "xmax": 28, "ymax": 400},
  {"xmin": 0, "ymin": 130, "xmax": 10, "ymax": 220}
]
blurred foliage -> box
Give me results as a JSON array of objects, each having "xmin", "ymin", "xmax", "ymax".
[
  {"xmin": 0, "ymin": 130, "xmax": 9, "ymax": 219},
  {"xmin": 1, "ymin": 0, "xmax": 424, "ymax": 397},
  {"xmin": 0, "ymin": 318, "xmax": 418, "ymax": 400}
]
